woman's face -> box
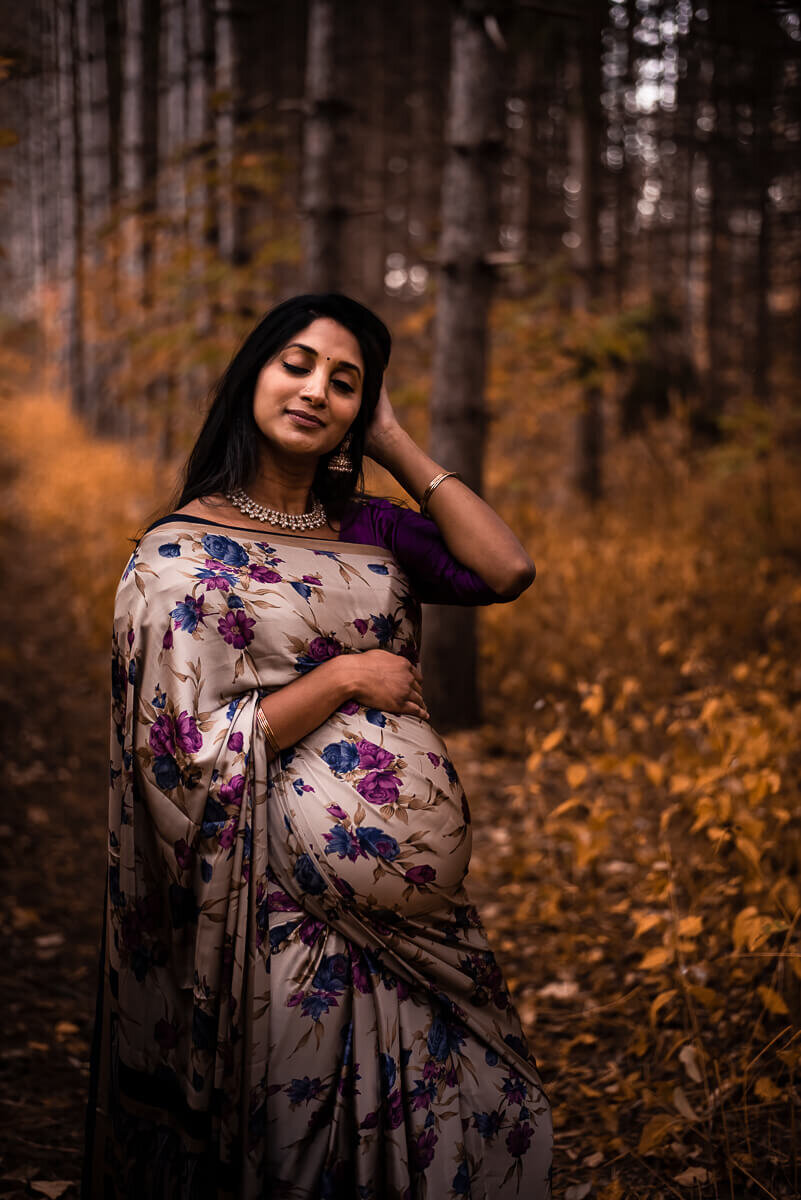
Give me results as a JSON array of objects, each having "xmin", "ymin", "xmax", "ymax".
[{"xmin": 252, "ymin": 317, "xmax": 364, "ymax": 463}]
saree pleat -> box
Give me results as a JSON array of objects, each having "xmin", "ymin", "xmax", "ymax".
[{"xmin": 83, "ymin": 521, "xmax": 552, "ymax": 1199}]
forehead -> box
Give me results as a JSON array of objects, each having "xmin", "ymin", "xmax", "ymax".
[{"xmin": 283, "ymin": 317, "xmax": 363, "ymax": 366}]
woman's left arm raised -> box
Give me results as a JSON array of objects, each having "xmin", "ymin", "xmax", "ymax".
[{"xmin": 365, "ymin": 383, "xmax": 536, "ymax": 600}]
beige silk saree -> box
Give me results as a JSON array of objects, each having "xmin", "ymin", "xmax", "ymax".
[{"xmin": 83, "ymin": 516, "xmax": 552, "ymax": 1199}]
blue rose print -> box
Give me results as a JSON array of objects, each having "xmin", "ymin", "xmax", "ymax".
[
  {"xmin": 158, "ymin": 543, "xmax": 181, "ymax": 558},
  {"xmin": 365, "ymin": 709, "xmax": 386, "ymax": 727},
  {"xmin": 201, "ymin": 533, "xmax": 249, "ymax": 567},
  {"xmin": 153, "ymin": 754, "xmax": 180, "ymax": 791},
  {"xmin": 312, "ymin": 953, "xmax": 349, "ymax": 994},
  {"xmin": 355, "ymin": 826, "xmax": 400, "ymax": 861},
  {"xmin": 367, "ymin": 563, "xmax": 389, "ymax": 574},
  {"xmin": 290, "ymin": 581, "xmax": 312, "ymax": 599},
  {"xmin": 293, "ymin": 853, "xmax": 327, "ymax": 895},
  {"xmin": 426, "ymin": 1015, "xmax": 466, "ymax": 1061},
  {"xmin": 170, "ymin": 595, "xmax": 205, "ymax": 634},
  {"xmin": 321, "ymin": 740, "xmax": 359, "ymax": 775}
]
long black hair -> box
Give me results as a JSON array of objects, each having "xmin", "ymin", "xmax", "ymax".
[{"xmin": 172, "ymin": 292, "xmax": 392, "ymax": 523}]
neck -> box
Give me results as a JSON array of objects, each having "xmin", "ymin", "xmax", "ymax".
[{"xmin": 247, "ymin": 454, "xmax": 318, "ymax": 514}]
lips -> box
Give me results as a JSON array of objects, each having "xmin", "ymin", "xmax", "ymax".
[{"xmin": 286, "ymin": 409, "xmax": 324, "ymax": 427}]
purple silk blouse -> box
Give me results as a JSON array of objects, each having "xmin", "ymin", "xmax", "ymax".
[
  {"xmin": 147, "ymin": 496, "xmax": 505, "ymax": 606},
  {"xmin": 339, "ymin": 495, "xmax": 504, "ymax": 606}
]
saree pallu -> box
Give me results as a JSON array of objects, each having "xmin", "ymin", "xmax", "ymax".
[{"xmin": 83, "ymin": 520, "xmax": 552, "ymax": 1199}]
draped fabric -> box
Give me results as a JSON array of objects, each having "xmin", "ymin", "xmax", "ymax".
[{"xmin": 82, "ymin": 517, "xmax": 552, "ymax": 1199}]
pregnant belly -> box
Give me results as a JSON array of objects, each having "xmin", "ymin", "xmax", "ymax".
[{"xmin": 271, "ymin": 708, "xmax": 472, "ymax": 917}]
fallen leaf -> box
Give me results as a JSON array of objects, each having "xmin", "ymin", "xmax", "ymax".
[
  {"xmin": 31, "ymin": 1184, "xmax": 74, "ymax": 1199},
  {"xmin": 754, "ymin": 1076, "xmax": 782, "ymax": 1101},
  {"xmin": 674, "ymin": 1167, "xmax": 710, "ymax": 1186},
  {"xmin": 538, "ymin": 979, "xmax": 579, "ymax": 1001},
  {"xmin": 757, "ymin": 985, "xmax": 789, "ymax": 1016},
  {"xmin": 678, "ymin": 1043, "xmax": 703, "ymax": 1084},
  {"xmin": 673, "ymin": 1086, "xmax": 698, "ymax": 1122},
  {"xmin": 637, "ymin": 1113, "xmax": 675, "ymax": 1155},
  {"xmin": 565, "ymin": 1185, "xmax": 592, "ymax": 1200}
]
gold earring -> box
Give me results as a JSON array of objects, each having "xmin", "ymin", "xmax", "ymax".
[{"xmin": 328, "ymin": 432, "xmax": 353, "ymax": 474}]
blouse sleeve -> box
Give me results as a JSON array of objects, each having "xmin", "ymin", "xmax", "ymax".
[{"xmin": 342, "ymin": 496, "xmax": 513, "ymax": 607}]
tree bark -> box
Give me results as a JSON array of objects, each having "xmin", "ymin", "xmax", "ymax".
[
  {"xmin": 423, "ymin": 2, "xmax": 504, "ymax": 732},
  {"xmin": 301, "ymin": 0, "xmax": 350, "ymax": 292},
  {"xmin": 566, "ymin": 5, "xmax": 604, "ymax": 502}
]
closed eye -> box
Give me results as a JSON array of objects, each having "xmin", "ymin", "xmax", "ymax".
[{"xmin": 282, "ymin": 361, "xmax": 356, "ymax": 394}]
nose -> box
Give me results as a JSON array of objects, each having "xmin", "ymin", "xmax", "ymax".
[{"xmin": 300, "ymin": 366, "xmax": 328, "ymax": 406}]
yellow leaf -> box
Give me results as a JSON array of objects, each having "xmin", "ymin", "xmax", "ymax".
[
  {"xmin": 639, "ymin": 946, "xmax": 674, "ymax": 971},
  {"xmin": 541, "ymin": 729, "xmax": 564, "ymax": 752},
  {"xmin": 581, "ymin": 685, "xmax": 604, "ymax": 717},
  {"xmin": 566, "ymin": 763, "xmax": 588, "ymax": 788},
  {"xmin": 649, "ymin": 989, "xmax": 677, "ymax": 1025},
  {"xmin": 757, "ymin": 985, "xmax": 789, "ymax": 1015},
  {"xmin": 687, "ymin": 985, "xmax": 720, "ymax": 1009},
  {"xmin": 735, "ymin": 835, "xmax": 761, "ymax": 870},
  {"xmin": 637, "ymin": 1113, "xmax": 675, "ymax": 1155},
  {"xmin": 678, "ymin": 915, "xmax": 703, "ymax": 937},
  {"xmin": 754, "ymin": 1075, "xmax": 782, "ymax": 1101},
  {"xmin": 670, "ymin": 773, "xmax": 693, "ymax": 795},
  {"xmin": 634, "ymin": 911, "xmax": 663, "ymax": 938},
  {"xmin": 55, "ymin": 1021, "xmax": 80, "ymax": 1037},
  {"xmin": 642, "ymin": 758, "xmax": 661, "ymax": 787}
]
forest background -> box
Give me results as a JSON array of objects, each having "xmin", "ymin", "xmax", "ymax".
[{"xmin": 1, "ymin": 0, "xmax": 801, "ymax": 1196}]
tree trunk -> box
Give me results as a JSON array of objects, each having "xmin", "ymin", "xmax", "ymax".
[
  {"xmin": 301, "ymin": 0, "xmax": 349, "ymax": 292},
  {"xmin": 423, "ymin": 3, "xmax": 504, "ymax": 732},
  {"xmin": 566, "ymin": 7, "xmax": 604, "ymax": 502}
]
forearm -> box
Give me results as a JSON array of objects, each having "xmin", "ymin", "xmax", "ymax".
[
  {"xmin": 372, "ymin": 424, "xmax": 535, "ymax": 597},
  {"xmin": 257, "ymin": 656, "xmax": 355, "ymax": 761}
]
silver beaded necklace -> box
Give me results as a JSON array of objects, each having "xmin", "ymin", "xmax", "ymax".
[{"xmin": 225, "ymin": 487, "xmax": 328, "ymax": 531}]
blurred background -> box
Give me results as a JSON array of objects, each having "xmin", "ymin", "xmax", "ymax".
[{"xmin": 0, "ymin": 0, "xmax": 800, "ymax": 1196}]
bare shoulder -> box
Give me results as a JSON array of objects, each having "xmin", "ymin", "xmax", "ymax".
[{"xmin": 171, "ymin": 494, "xmax": 230, "ymax": 519}]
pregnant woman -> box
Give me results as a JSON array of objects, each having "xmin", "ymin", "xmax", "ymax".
[{"xmin": 82, "ymin": 293, "xmax": 553, "ymax": 1198}]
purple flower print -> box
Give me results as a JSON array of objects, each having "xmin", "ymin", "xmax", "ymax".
[
  {"xmin": 501, "ymin": 1071, "xmax": 527, "ymax": 1106},
  {"xmin": 149, "ymin": 714, "xmax": 175, "ymax": 757},
  {"xmin": 356, "ymin": 769, "xmax": 400, "ymax": 807},
  {"xmin": 411, "ymin": 1128, "xmax": 437, "ymax": 1171},
  {"xmin": 227, "ymin": 730, "xmax": 243, "ymax": 752},
  {"xmin": 353, "ymin": 618, "xmax": 368, "ymax": 636},
  {"xmin": 326, "ymin": 804, "xmax": 349, "ymax": 820},
  {"xmin": 409, "ymin": 1078, "xmax": 436, "ymax": 1110},
  {"xmin": 219, "ymin": 819, "xmax": 237, "ymax": 849},
  {"xmin": 405, "ymin": 864, "xmax": 436, "ymax": 885},
  {"xmin": 337, "ymin": 699, "xmax": 360, "ymax": 715},
  {"xmin": 170, "ymin": 594, "xmax": 206, "ymax": 634},
  {"xmin": 268, "ymin": 889, "xmax": 300, "ymax": 912},
  {"xmin": 195, "ymin": 563, "xmax": 237, "ymax": 592},
  {"xmin": 175, "ymin": 710, "xmax": 202, "ymax": 753},
  {"xmin": 427, "ymin": 752, "xmax": 441, "ymax": 767},
  {"xmin": 298, "ymin": 917, "xmax": 325, "ymax": 946},
  {"xmin": 249, "ymin": 564, "xmax": 282, "ymax": 583},
  {"xmin": 386, "ymin": 1089, "xmax": 404, "ymax": 1130},
  {"xmin": 217, "ymin": 609, "xmax": 256, "ymax": 649},
  {"xmin": 174, "ymin": 838, "xmax": 194, "ymax": 870},
  {"xmin": 506, "ymin": 1120, "xmax": 533, "ymax": 1158},
  {"xmin": 308, "ymin": 635, "xmax": 342, "ymax": 661},
  {"xmin": 324, "ymin": 824, "xmax": 366, "ymax": 862},
  {"xmin": 219, "ymin": 774, "xmax": 245, "ymax": 806},
  {"xmin": 355, "ymin": 739, "xmax": 394, "ymax": 771},
  {"xmin": 302, "ymin": 574, "xmax": 322, "ymax": 585},
  {"xmin": 162, "ymin": 628, "xmax": 174, "ymax": 650}
]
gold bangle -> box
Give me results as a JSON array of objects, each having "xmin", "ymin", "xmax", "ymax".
[
  {"xmin": 256, "ymin": 705, "xmax": 281, "ymax": 755},
  {"xmin": 419, "ymin": 470, "xmax": 461, "ymax": 517}
]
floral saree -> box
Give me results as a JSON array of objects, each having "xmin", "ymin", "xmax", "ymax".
[{"xmin": 83, "ymin": 518, "xmax": 552, "ymax": 1199}]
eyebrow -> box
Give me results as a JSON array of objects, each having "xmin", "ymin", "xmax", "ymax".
[{"xmin": 284, "ymin": 342, "xmax": 362, "ymax": 378}]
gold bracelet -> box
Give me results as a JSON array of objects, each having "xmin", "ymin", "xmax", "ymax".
[
  {"xmin": 419, "ymin": 470, "xmax": 461, "ymax": 517},
  {"xmin": 256, "ymin": 705, "xmax": 281, "ymax": 755}
]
